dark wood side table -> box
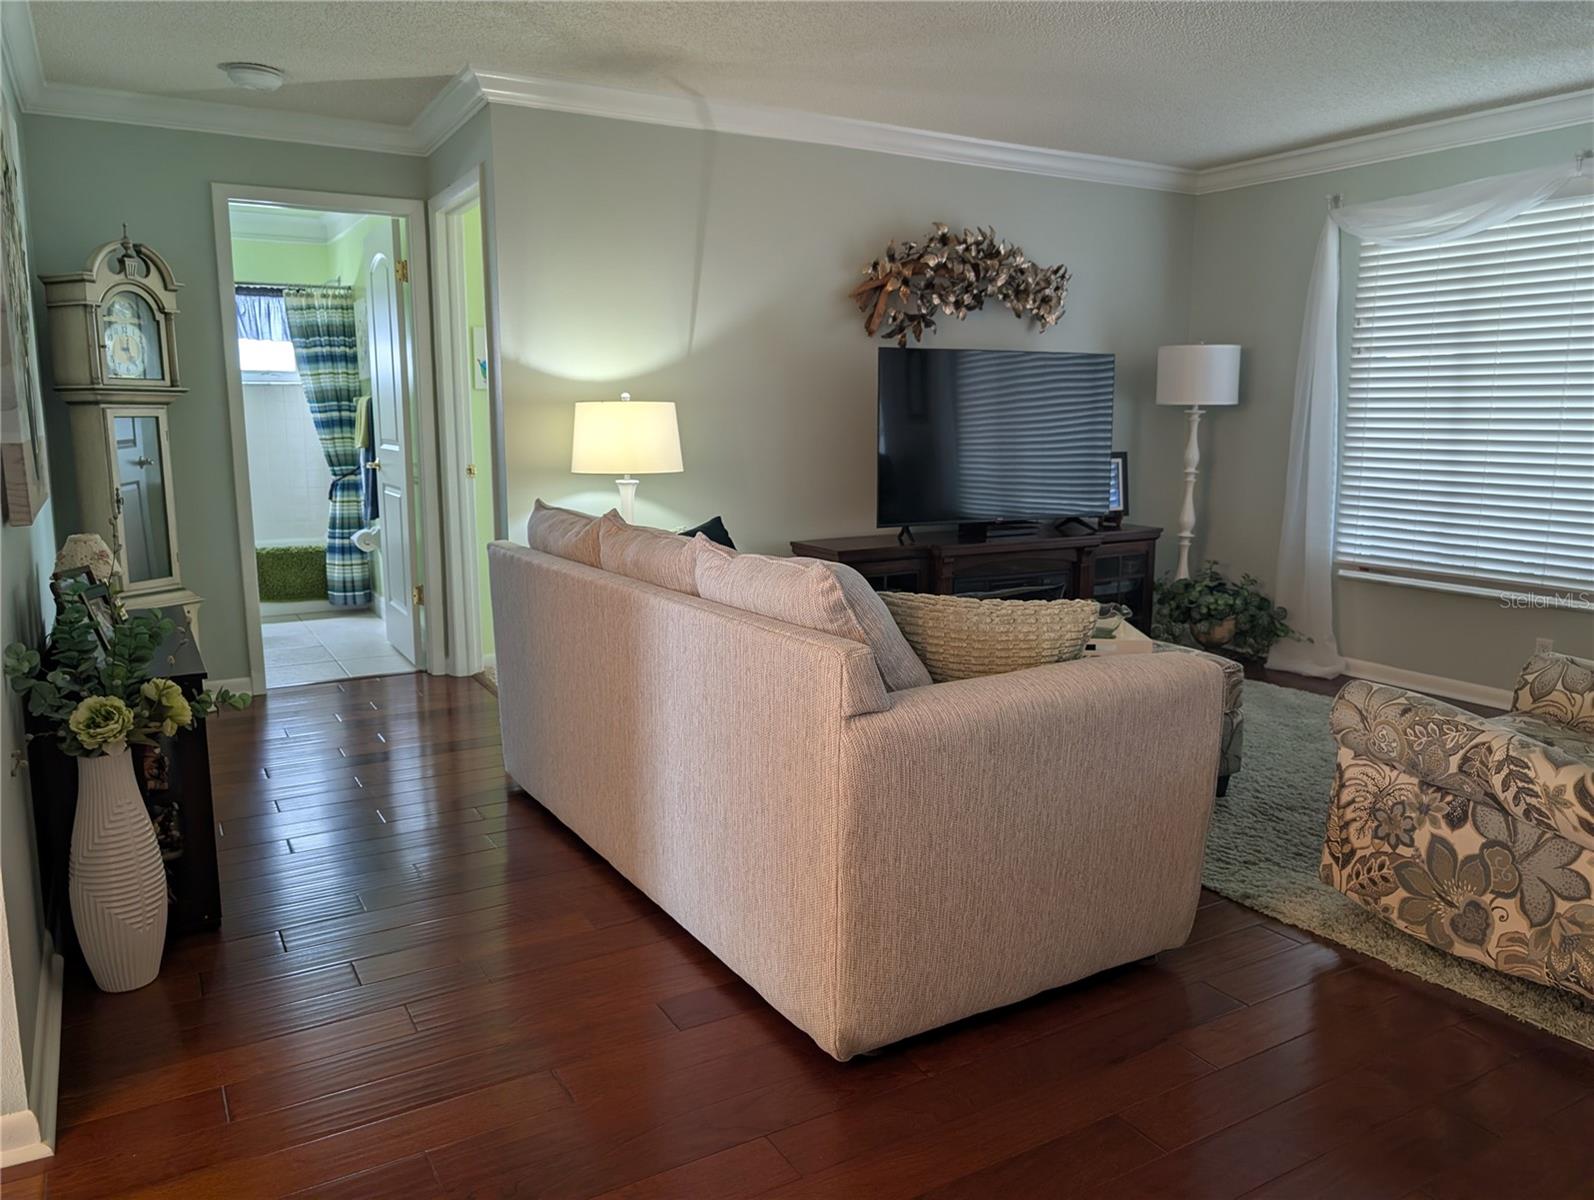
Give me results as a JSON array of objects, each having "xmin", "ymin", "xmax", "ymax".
[
  {"xmin": 28, "ymin": 607, "xmax": 222, "ymax": 969},
  {"xmin": 792, "ymin": 524, "xmax": 1163, "ymax": 623}
]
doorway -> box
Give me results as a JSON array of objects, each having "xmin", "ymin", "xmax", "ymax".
[
  {"xmin": 213, "ymin": 186, "xmax": 443, "ymax": 692},
  {"xmin": 431, "ymin": 168, "xmax": 503, "ymax": 678}
]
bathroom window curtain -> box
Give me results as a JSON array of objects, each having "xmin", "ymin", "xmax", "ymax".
[
  {"xmin": 282, "ymin": 285, "xmax": 372, "ymax": 607},
  {"xmin": 1271, "ymin": 159, "xmax": 1583, "ymax": 677},
  {"xmin": 234, "ymin": 288, "xmax": 291, "ymax": 341}
]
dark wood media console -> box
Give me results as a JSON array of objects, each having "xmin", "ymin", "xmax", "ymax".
[{"xmin": 792, "ymin": 523, "xmax": 1163, "ymax": 622}]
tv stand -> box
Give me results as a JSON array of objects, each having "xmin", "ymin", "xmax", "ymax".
[
  {"xmin": 957, "ymin": 520, "xmax": 1047, "ymax": 542},
  {"xmin": 792, "ymin": 523, "xmax": 1163, "ymax": 623}
]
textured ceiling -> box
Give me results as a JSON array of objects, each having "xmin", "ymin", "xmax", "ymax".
[{"xmin": 26, "ymin": 1, "xmax": 1594, "ymax": 169}]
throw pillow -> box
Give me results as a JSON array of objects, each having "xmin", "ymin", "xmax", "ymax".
[
  {"xmin": 693, "ymin": 537, "xmax": 931, "ymax": 691},
  {"xmin": 598, "ymin": 512, "xmax": 699, "ymax": 594},
  {"xmin": 678, "ymin": 515, "xmax": 736, "ymax": 550},
  {"xmin": 526, "ymin": 499, "xmax": 605, "ymax": 567},
  {"xmin": 879, "ymin": 592, "xmax": 1099, "ymax": 683}
]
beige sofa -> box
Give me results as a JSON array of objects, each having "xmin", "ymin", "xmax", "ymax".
[{"xmin": 488, "ymin": 538, "xmax": 1225, "ymax": 1059}]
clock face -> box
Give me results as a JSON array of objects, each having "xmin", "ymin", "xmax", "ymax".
[
  {"xmin": 105, "ymin": 323, "xmax": 146, "ymax": 377},
  {"xmin": 101, "ymin": 292, "xmax": 163, "ymax": 382}
]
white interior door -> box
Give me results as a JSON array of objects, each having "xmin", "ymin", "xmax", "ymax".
[{"xmin": 367, "ymin": 223, "xmax": 419, "ymax": 664}]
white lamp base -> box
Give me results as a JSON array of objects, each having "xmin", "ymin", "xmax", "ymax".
[
  {"xmin": 1175, "ymin": 406, "xmax": 1204, "ymax": 580},
  {"xmin": 615, "ymin": 477, "xmax": 639, "ymax": 523}
]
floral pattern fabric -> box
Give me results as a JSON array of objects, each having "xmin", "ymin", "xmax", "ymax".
[
  {"xmin": 1153, "ymin": 641, "xmax": 1243, "ymax": 785},
  {"xmin": 1321, "ymin": 655, "xmax": 1594, "ymax": 1001}
]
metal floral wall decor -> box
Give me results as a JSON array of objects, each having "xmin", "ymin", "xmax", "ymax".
[{"xmin": 849, "ymin": 223, "xmax": 1070, "ymax": 346}]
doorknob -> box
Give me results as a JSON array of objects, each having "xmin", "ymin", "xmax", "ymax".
[
  {"xmin": 365, "ymin": 459, "xmax": 381, "ymax": 470},
  {"xmin": 133, "ymin": 456, "xmax": 155, "ymax": 468}
]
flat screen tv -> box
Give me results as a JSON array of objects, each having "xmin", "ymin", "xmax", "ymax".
[{"xmin": 877, "ymin": 347, "xmax": 1115, "ymax": 528}]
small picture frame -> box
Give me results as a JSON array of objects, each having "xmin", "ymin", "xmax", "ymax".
[
  {"xmin": 1106, "ymin": 451, "xmax": 1129, "ymax": 522},
  {"xmin": 51, "ymin": 568, "xmax": 118, "ymax": 651},
  {"xmin": 49, "ymin": 564, "xmax": 96, "ymax": 599}
]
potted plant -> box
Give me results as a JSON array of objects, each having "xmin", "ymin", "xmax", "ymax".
[
  {"xmin": 5, "ymin": 587, "xmax": 248, "ymax": 991},
  {"xmin": 1149, "ymin": 562, "xmax": 1302, "ymax": 675}
]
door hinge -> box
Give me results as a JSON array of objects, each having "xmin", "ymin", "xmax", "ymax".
[
  {"xmin": 465, "ymin": 463, "xmax": 477, "ymax": 478},
  {"xmin": 412, "ymin": 584, "xmax": 423, "ymax": 607},
  {"xmin": 395, "ymin": 258, "xmax": 410, "ymax": 283}
]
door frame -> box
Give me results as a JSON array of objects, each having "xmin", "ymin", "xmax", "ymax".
[
  {"xmin": 428, "ymin": 166, "xmax": 504, "ymax": 676},
  {"xmin": 210, "ymin": 182, "xmax": 444, "ymax": 693}
]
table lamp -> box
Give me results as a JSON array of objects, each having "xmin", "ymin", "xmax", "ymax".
[
  {"xmin": 571, "ymin": 392, "xmax": 683, "ymax": 522},
  {"xmin": 1156, "ymin": 344, "xmax": 1241, "ymax": 579}
]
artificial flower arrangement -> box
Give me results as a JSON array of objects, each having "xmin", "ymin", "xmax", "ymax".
[{"xmin": 4, "ymin": 580, "xmax": 249, "ymax": 757}]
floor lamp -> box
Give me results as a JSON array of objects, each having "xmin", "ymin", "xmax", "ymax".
[{"xmin": 1156, "ymin": 345, "xmax": 1241, "ymax": 579}]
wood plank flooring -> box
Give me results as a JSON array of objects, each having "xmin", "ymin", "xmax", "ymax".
[{"xmin": 6, "ymin": 672, "xmax": 1591, "ymax": 1198}]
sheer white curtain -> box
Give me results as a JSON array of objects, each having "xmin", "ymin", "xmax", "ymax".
[{"xmin": 1269, "ymin": 160, "xmax": 1584, "ymax": 677}]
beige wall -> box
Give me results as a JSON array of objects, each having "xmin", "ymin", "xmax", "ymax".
[
  {"xmin": 19, "ymin": 115, "xmax": 429, "ymax": 682},
  {"xmin": 1185, "ymin": 125, "xmax": 1594, "ymax": 688},
  {"xmin": 484, "ymin": 106, "xmax": 1196, "ymax": 557}
]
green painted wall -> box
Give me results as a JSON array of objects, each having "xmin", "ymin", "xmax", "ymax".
[
  {"xmin": 2, "ymin": 78, "xmax": 58, "ymax": 1128},
  {"xmin": 483, "ymin": 105, "xmax": 1195, "ymax": 558},
  {"xmin": 1185, "ymin": 125, "xmax": 1594, "ymax": 689},
  {"xmin": 229, "ymin": 237, "xmax": 334, "ymax": 286},
  {"xmin": 19, "ymin": 114, "xmax": 428, "ymax": 682},
  {"xmin": 461, "ymin": 202, "xmax": 494, "ymax": 656}
]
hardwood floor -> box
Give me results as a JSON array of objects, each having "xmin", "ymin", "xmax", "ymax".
[{"xmin": 6, "ymin": 671, "xmax": 1591, "ymax": 1198}]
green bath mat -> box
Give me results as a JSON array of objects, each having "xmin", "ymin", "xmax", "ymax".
[{"xmin": 257, "ymin": 545, "xmax": 325, "ymax": 602}]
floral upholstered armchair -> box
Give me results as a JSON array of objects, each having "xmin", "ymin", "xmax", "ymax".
[{"xmin": 1321, "ymin": 652, "xmax": 1594, "ymax": 1000}]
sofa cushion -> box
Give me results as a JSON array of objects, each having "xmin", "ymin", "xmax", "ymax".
[
  {"xmin": 678, "ymin": 514, "xmax": 736, "ymax": 550},
  {"xmin": 527, "ymin": 499, "xmax": 605, "ymax": 567},
  {"xmin": 693, "ymin": 537, "xmax": 931, "ymax": 691},
  {"xmin": 598, "ymin": 512, "xmax": 699, "ymax": 594},
  {"xmin": 880, "ymin": 592, "xmax": 1098, "ymax": 683}
]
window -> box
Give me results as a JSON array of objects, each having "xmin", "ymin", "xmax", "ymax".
[
  {"xmin": 1336, "ymin": 189, "xmax": 1594, "ymax": 596},
  {"xmin": 235, "ymin": 288, "xmax": 299, "ymax": 378}
]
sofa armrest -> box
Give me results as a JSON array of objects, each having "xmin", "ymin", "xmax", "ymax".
[
  {"xmin": 1332, "ymin": 678, "xmax": 1594, "ymax": 849},
  {"xmin": 1513, "ymin": 652, "xmax": 1594, "ymax": 735},
  {"xmin": 827, "ymin": 653, "xmax": 1225, "ymax": 1058}
]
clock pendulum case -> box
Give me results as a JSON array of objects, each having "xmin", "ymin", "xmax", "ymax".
[{"xmin": 39, "ymin": 229, "xmax": 203, "ymax": 637}]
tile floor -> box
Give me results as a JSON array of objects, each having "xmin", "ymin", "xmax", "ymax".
[{"xmin": 261, "ymin": 611, "xmax": 416, "ymax": 689}]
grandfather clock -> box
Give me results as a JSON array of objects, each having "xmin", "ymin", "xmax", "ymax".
[{"xmin": 40, "ymin": 230, "xmax": 202, "ymax": 633}]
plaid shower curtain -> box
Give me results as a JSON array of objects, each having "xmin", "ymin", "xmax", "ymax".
[{"xmin": 283, "ymin": 286, "xmax": 372, "ymax": 607}]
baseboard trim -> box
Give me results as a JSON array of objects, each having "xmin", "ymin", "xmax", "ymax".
[
  {"xmin": 1342, "ymin": 658, "xmax": 1513, "ymax": 712},
  {"xmin": 260, "ymin": 599, "xmax": 342, "ymax": 618},
  {"xmin": 205, "ymin": 676, "xmax": 255, "ymax": 696},
  {"xmin": 1, "ymin": 941, "xmax": 62, "ymax": 1168}
]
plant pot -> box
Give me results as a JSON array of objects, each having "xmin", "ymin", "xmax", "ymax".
[
  {"xmin": 1191, "ymin": 616, "xmax": 1237, "ymax": 649},
  {"xmin": 69, "ymin": 747, "xmax": 168, "ymax": 992}
]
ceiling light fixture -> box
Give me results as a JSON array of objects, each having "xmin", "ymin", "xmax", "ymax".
[{"xmin": 219, "ymin": 62, "xmax": 284, "ymax": 92}]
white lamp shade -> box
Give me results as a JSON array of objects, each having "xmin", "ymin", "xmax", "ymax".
[
  {"xmin": 571, "ymin": 400, "xmax": 683, "ymax": 475},
  {"xmin": 1156, "ymin": 344, "xmax": 1241, "ymax": 408}
]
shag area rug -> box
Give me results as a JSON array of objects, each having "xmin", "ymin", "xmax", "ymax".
[{"xmin": 1206, "ymin": 680, "xmax": 1593, "ymax": 1049}]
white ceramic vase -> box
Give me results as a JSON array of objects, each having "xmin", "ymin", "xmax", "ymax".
[{"xmin": 69, "ymin": 747, "xmax": 168, "ymax": 992}]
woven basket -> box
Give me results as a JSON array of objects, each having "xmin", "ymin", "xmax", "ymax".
[{"xmin": 879, "ymin": 592, "xmax": 1099, "ymax": 683}]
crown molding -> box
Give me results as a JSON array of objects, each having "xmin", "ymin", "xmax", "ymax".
[
  {"xmin": 229, "ymin": 204, "xmax": 368, "ymax": 244},
  {"xmin": 1193, "ymin": 88, "xmax": 1594, "ymax": 194},
  {"xmin": 4, "ymin": 0, "xmax": 1589, "ymax": 194},
  {"xmin": 411, "ymin": 67, "xmax": 487, "ymax": 155},
  {"xmin": 472, "ymin": 68, "xmax": 1197, "ymax": 193}
]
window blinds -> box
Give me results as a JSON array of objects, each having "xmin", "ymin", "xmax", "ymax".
[{"xmin": 1337, "ymin": 190, "xmax": 1594, "ymax": 595}]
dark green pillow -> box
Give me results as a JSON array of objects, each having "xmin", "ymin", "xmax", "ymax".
[{"xmin": 678, "ymin": 515, "xmax": 735, "ymax": 550}]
